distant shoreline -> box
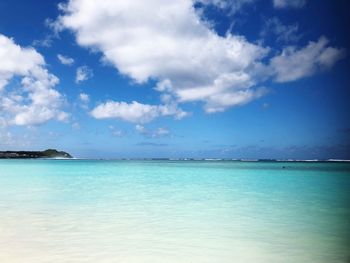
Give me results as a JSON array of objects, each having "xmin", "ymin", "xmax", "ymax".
[
  {"xmin": 1, "ymin": 158, "xmax": 349, "ymax": 163},
  {"xmin": 0, "ymin": 149, "xmax": 72, "ymax": 159}
]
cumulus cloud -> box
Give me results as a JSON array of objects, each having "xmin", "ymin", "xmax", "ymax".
[
  {"xmin": 0, "ymin": 34, "xmax": 68, "ymax": 126},
  {"xmin": 91, "ymin": 101, "xmax": 187, "ymax": 123},
  {"xmin": 270, "ymin": 37, "xmax": 346, "ymax": 82},
  {"xmin": 54, "ymin": 0, "xmax": 344, "ymax": 117},
  {"xmin": 57, "ymin": 54, "xmax": 74, "ymax": 65},
  {"xmin": 55, "ymin": 0, "xmax": 269, "ymax": 113},
  {"xmin": 75, "ymin": 66, "xmax": 93, "ymax": 83},
  {"xmin": 273, "ymin": 0, "xmax": 306, "ymax": 9}
]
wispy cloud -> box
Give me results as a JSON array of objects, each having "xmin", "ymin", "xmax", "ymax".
[
  {"xmin": 136, "ymin": 142, "xmax": 168, "ymax": 147},
  {"xmin": 135, "ymin": 125, "xmax": 170, "ymax": 138},
  {"xmin": 153, "ymin": 127, "xmax": 170, "ymax": 137},
  {"xmin": 270, "ymin": 37, "xmax": 346, "ymax": 82},
  {"xmin": 273, "ymin": 0, "xmax": 306, "ymax": 9},
  {"xmin": 32, "ymin": 35, "xmax": 54, "ymax": 48},
  {"xmin": 78, "ymin": 93, "xmax": 90, "ymax": 109},
  {"xmin": 260, "ymin": 17, "xmax": 300, "ymax": 44},
  {"xmin": 109, "ymin": 125, "xmax": 124, "ymax": 137},
  {"xmin": 135, "ymin": 124, "xmax": 146, "ymax": 134},
  {"xmin": 72, "ymin": 122, "xmax": 80, "ymax": 130},
  {"xmin": 196, "ymin": 0, "xmax": 256, "ymax": 15},
  {"xmin": 78, "ymin": 93, "xmax": 90, "ymax": 103},
  {"xmin": 75, "ymin": 66, "xmax": 93, "ymax": 83},
  {"xmin": 57, "ymin": 54, "xmax": 74, "ymax": 66}
]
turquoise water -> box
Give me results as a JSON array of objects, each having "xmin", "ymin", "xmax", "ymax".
[{"xmin": 0, "ymin": 160, "xmax": 349, "ymax": 263}]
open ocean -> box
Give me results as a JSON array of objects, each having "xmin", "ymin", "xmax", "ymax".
[{"xmin": 0, "ymin": 160, "xmax": 349, "ymax": 263}]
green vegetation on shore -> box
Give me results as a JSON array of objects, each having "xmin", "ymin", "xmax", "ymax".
[{"xmin": 0, "ymin": 149, "xmax": 72, "ymax": 159}]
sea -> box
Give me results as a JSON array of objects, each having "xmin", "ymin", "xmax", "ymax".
[{"xmin": 0, "ymin": 159, "xmax": 349, "ymax": 263}]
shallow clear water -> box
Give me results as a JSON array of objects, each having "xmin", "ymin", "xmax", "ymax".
[{"xmin": 0, "ymin": 160, "xmax": 349, "ymax": 263}]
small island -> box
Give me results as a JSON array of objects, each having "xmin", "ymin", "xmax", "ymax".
[{"xmin": 0, "ymin": 149, "xmax": 72, "ymax": 159}]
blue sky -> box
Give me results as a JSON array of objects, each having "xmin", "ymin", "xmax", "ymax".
[{"xmin": 0, "ymin": 0, "xmax": 349, "ymax": 159}]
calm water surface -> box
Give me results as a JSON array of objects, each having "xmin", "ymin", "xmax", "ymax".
[{"xmin": 0, "ymin": 160, "xmax": 349, "ymax": 263}]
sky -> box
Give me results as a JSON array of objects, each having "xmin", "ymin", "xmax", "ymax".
[{"xmin": 0, "ymin": 0, "xmax": 349, "ymax": 159}]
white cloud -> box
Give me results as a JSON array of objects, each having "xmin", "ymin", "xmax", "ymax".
[
  {"xmin": 75, "ymin": 66, "xmax": 93, "ymax": 83},
  {"xmin": 57, "ymin": 54, "xmax": 74, "ymax": 65},
  {"xmin": 91, "ymin": 101, "xmax": 187, "ymax": 123},
  {"xmin": 154, "ymin": 127, "xmax": 170, "ymax": 137},
  {"xmin": 55, "ymin": 0, "xmax": 268, "ymax": 112},
  {"xmin": 273, "ymin": 0, "xmax": 306, "ymax": 9},
  {"xmin": 78, "ymin": 92, "xmax": 89, "ymax": 109},
  {"xmin": 260, "ymin": 17, "xmax": 300, "ymax": 43},
  {"xmin": 72, "ymin": 122, "xmax": 80, "ymax": 130},
  {"xmin": 203, "ymin": 87, "xmax": 268, "ymax": 113},
  {"xmin": 32, "ymin": 35, "xmax": 54, "ymax": 48},
  {"xmin": 270, "ymin": 37, "xmax": 346, "ymax": 83},
  {"xmin": 111, "ymin": 129, "xmax": 123, "ymax": 137},
  {"xmin": 55, "ymin": 0, "xmax": 344, "ymax": 117},
  {"xmin": 0, "ymin": 34, "xmax": 68, "ymax": 126},
  {"xmin": 135, "ymin": 124, "xmax": 146, "ymax": 133},
  {"xmin": 196, "ymin": 0, "xmax": 255, "ymax": 14},
  {"xmin": 135, "ymin": 125, "xmax": 170, "ymax": 138},
  {"xmin": 79, "ymin": 93, "xmax": 89, "ymax": 103},
  {"xmin": 109, "ymin": 125, "xmax": 124, "ymax": 137}
]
